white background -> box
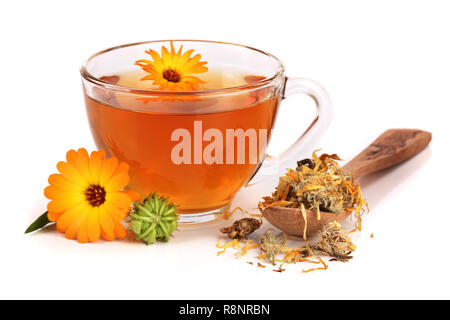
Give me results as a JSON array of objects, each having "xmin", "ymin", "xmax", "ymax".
[{"xmin": 1, "ymin": 0, "xmax": 449, "ymax": 299}]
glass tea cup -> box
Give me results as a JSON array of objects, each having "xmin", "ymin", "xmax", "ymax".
[{"xmin": 81, "ymin": 40, "xmax": 331, "ymax": 224}]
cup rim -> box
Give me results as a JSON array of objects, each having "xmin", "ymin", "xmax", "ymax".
[{"xmin": 80, "ymin": 39, "xmax": 285, "ymax": 96}]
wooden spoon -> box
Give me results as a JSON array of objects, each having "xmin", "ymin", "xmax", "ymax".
[{"xmin": 261, "ymin": 129, "xmax": 432, "ymax": 236}]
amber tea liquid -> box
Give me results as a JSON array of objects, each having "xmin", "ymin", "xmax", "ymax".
[{"xmin": 85, "ymin": 69, "xmax": 280, "ymax": 213}]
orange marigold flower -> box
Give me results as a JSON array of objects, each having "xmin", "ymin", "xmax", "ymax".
[
  {"xmin": 135, "ymin": 41, "xmax": 208, "ymax": 91},
  {"xmin": 44, "ymin": 148, "xmax": 139, "ymax": 243}
]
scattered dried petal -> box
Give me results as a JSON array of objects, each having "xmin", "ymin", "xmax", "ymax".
[
  {"xmin": 220, "ymin": 207, "xmax": 245, "ymax": 220},
  {"xmin": 257, "ymin": 262, "xmax": 266, "ymax": 268},
  {"xmin": 302, "ymin": 256, "xmax": 328, "ymax": 273},
  {"xmin": 216, "ymin": 239, "xmax": 241, "ymax": 256},
  {"xmin": 235, "ymin": 240, "xmax": 259, "ymax": 257},
  {"xmin": 273, "ymin": 265, "xmax": 286, "ymax": 273}
]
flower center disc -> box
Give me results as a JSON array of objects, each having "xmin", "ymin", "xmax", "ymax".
[
  {"xmin": 162, "ymin": 68, "xmax": 181, "ymax": 83},
  {"xmin": 85, "ymin": 184, "xmax": 106, "ymax": 207}
]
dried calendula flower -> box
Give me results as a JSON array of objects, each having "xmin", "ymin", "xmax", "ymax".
[
  {"xmin": 129, "ymin": 193, "xmax": 178, "ymax": 245},
  {"xmin": 259, "ymin": 229, "xmax": 288, "ymax": 265},
  {"xmin": 220, "ymin": 218, "xmax": 262, "ymax": 239},
  {"xmin": 312, "ymin": 221, "xmax": 356, "ymax": 262}
]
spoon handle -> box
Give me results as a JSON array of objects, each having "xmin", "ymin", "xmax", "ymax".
[{"xmin": 342, "ymin": 129, "xmax": 432, "ymax": 180}]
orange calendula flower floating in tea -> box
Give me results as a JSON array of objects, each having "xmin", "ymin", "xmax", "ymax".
[
  {"xmin": 43, "ymin": 148, "xmax": 139, "ymax": 243},
  {"xmin": 135, "ymin": 41, "xmax": 208, "ymax": 90}
]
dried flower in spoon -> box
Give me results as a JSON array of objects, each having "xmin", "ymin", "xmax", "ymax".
[{"xmin": 259, "ymin": 150, "xmax": 368, "ymax": 230}]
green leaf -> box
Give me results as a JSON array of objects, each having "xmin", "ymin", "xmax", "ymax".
[{"xmin": 25, "ymin": 211, "xmax": 53, "ymax": 234}]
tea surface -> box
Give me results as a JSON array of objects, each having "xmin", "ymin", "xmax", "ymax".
[
  {"xmin": 85, "ymin": 69, "xmax": 280, "ymax": 212},
  {"xmin": 117, "ymin": 68, "xmax": 253, "ymax": 91}
]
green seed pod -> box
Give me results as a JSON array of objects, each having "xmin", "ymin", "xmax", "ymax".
[{"xmin": 129, "ymin": 193, "xmax": 178, "ymax": 245}]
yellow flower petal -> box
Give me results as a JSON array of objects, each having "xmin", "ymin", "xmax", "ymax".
[
  {"xmin": 176, "ymin": 44, "xmax": 183, "ymax": 55},
  {"xmin": 66, "ymin": 149, "xmax": 91, "ymax": 182},
  {"xmin": 99, "ymin": 157, "xmax": 119, "ymax": 186},
  {"xmin": 114, "ymin": 162, "xmax": 129, "ymax": 176},
  {"xmin": 76, "ymin": 148, "xmax": 94, "ymax": 184},
  {"xmin": 114, "ymin": 223, "xmax": 127, "ymax": 239},
  {"xmin": 106, "ymin": 191, "xmax": 132, "ymax": 210},
  {"xmin": 99, "ymin": 206, "xmax": 115, "ymax": 241},
  {"xmin": 56, "ymin": 161, "xmax": 88, "ymax": 187},
  {"xmin": 65, "ymin": 206, "xmax": 89, "ymax": 240},
  {"xmin": 161, "ymin": 46, "xmax": 170, "ymax": 63},
  {"xmin": 47, "ymin": 193, "xmax": 84, "ymax": 214},
  {"xmin": 121, "ymin": 190, "xmax": 140, "ymax": 202},
  {"xmin": 77, "ymin": 218, "xmax": 89, "ymax": 243},
  {"xmin": 140, "ymin": 75, "xmax": 155, "ymax": 81},
  {"xmin": 44, "ymin": 186, "xmax": 82, "ymax": 200},
  {"xmin": 88, "ymin": 150, "xmax": 104, "ymax": 185},
  {"xmin": 112, "ymin": 209, "xmax": 127, "ymax": 224},
  {"xmin": 105, "ymin": 173, "xmax": 130, "ymax": 192},
  {"xmin": 48, "ymin": 174, "xmax": 84, "ymax": 192},
  {"xmin": 48, "ymin": 211, "xmax": 63, "ymax": 221},
  {"xmin": 146, "ymin": 49, "xmax": 163, "ymax": 68},
  {"xmin": 87, "ymin": 207, "xmax": 100, "ymax": 242},
  {"xmin": 180, "ymin": 49, "xmax": 195, "ymax": 64},
  {"xmin": 56, "ymin": 201, "xmax": 89, "ymax": 233}
]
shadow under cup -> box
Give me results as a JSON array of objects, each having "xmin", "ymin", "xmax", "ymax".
[{"xmin": 81, "ymin": 40, "xmax": 286, "ymax": 223}]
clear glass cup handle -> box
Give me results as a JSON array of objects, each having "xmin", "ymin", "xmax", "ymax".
[{"xmin": 248, "ymin": 77, "xmax": 332, "ymax": 184}]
